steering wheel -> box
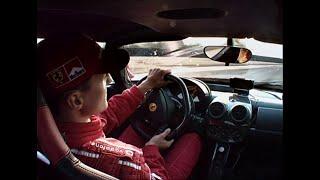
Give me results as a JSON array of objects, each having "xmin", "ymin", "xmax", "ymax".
[{"xmin": 130, "ymin": 74, "xmax": 192, "ymax": 141}]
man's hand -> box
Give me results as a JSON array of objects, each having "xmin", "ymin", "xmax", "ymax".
[
  {"xmin": 137, "ymin": 68, "xmax": 171, "ymax": 94},
  {"xmin": 145, "ymin": 128, "xmax": 174, "ymax": 150}
]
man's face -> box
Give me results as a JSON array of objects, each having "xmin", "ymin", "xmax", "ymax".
[
  {"xmin": 238, "ymin": 49, "xmax": 251, "ymax": 63},
  {"xmin": 81, "ymin": 74, "xmax": 108, "ymax": 115}
]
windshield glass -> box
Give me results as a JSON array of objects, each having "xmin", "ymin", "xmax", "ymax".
[{"xmin": 122, "ymin": 37, "xmax": 283, "ymax": 87}]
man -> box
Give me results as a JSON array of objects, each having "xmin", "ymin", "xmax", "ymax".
[{"xmin": 37, "ymin": 34, "xmax": 202, "ymax": 179}]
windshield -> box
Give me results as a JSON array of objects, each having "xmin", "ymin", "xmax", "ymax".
[{"xmin": 122, "ymin": 37, "xmax": 283, "ymax": 87}]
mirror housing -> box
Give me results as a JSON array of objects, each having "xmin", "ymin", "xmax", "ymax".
[{"xmin": 204, "ymin": 46, "xmax": 252, "ymax": 64}]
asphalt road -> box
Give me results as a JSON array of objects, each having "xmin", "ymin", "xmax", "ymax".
[{"xmin": 129, "ymin": 57, "xmax": 282, "ymax": 83}]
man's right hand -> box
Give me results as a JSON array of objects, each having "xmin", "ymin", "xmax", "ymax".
[
  {"xmin": 145, "ymin": 128, "xmax": 174, "ymax": 150},
  {"xmin": 137, "ymin": 68, "xmax": 171, "ymax": 94}
]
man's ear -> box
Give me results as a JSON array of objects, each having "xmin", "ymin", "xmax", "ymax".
[{"xmin": 66, "ymin": 91, "xmax": 84, "ymax": 110}]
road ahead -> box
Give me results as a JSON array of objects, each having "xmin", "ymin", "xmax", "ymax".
[{"xmin": 129, "ymin": 57, "xmax": 282, "ymax": 83}]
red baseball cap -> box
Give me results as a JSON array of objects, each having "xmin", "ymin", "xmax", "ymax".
[{"xmin": 37, "ymin": 33, "xmax": 128, "ymax": 98}]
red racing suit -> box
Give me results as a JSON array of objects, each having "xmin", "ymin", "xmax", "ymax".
[{"xmin": 57, "ymin": 85, "xmax": 168, "ymax": 180}]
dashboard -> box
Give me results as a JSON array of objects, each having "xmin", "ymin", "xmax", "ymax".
[{"xmin": 167, "ymin": 77, "xmax": 283, "ymax": 143}]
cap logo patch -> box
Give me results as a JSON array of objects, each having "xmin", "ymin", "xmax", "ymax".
[
  {"xmin": 51, "ymin": 70, "xmax": 64, "ymax": 84},
  {"xmin": 46, "ymin": 57, "xmax": 86, "ymax": 88},
  {"xmin": 64, "ymin": 57, "xmax": 86, "ymax": 80},
  {"xmin": 47, "ymin": 67, "xmax": 69, "ymax": 88}
]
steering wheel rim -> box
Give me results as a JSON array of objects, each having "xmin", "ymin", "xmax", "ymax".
[{"xmin": 131, "ymin": 74, "xmax": 192, "ymax": 141}]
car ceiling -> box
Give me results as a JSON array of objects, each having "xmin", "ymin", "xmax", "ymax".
[{"xmin": 37, "ymin": 0, "xmax": 282, "ymax": 45}]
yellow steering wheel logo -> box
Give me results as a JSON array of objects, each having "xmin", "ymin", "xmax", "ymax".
[{"xmin": 149, "ymin": 103, "xmax": 157, "ymax": 112}]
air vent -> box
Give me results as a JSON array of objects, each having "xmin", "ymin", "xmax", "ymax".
[
  {"xmin": 230, "ymin": 105, "xmax": 248, "ymax": 122},
  {"xmin": 157, "ymin": 8, "xmax": 226, "ymax": 20},
  {"xmin": 208, "ymin": 102, "xmax": 226, "ymax": 118}
]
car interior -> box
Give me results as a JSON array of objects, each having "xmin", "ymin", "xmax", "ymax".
[{"xmin": 37, "ymin": 0, "xmax": 283, "ymax": 179}]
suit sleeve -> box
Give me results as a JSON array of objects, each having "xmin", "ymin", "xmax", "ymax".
[
  {"xmin": 99, "ymin": 85, "xmax": 145, "ymax": 135},
  {"xmin": 142, "ymin": 145, "xmax": 169, "ymax": 180}
]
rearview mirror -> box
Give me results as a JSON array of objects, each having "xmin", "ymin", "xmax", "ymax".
[{"xmin": 204, "ymin": 46, "xmax": 252, "ymax": 64}]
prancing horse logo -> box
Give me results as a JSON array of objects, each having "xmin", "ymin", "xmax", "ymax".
[
  {"xmin": 51, "ymin": 71, "xmax": 64, "ymax": 84},
  {"xmin": 149, "ymin": 103, "xmax": 157, "ymax": 112}
]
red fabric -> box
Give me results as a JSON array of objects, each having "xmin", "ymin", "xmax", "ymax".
[
  {"xmin": 57, "ymin": 85, "xmax": 168, "ymax": 179},
  {"xmin": 57, "ymin": 85, "xmax": 202, "ymax": 179},
  {"xmin": 38, "ymin": 34, "xmax": 106, "ymax": 97},
  {"xmin": 100, "ymin": 85, "xmax": 145, "ymax": 134},
  {"xmin": 119, "ymin": 126, "xmax": 203, "ymax": 180},
  {"xmin": 37, "ymin": 106, "xmax": 70, "ymax": 166},
  {"xmin": 142, "ymin": 145, "xmax": 169, "ymax": 179},
  {"xmin": 118, "ymin": 124, "xmax": 146, "ymax": 148},
  {"xmin": 164, "ymin": 133, "xmax": 202, "ymax": 180},
  {"xmin": 38, "ymin": 34, "xmax": 129, "ymax": 98}
]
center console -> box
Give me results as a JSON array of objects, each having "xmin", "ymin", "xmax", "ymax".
[{"xmin": 205, "ymin": 78, "xmax": 254, "ymax": 179}]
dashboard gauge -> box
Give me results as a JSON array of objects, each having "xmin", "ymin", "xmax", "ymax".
[
  {"xmin": 177, "ymin": 93, "xmax": 200, "ymax": 102},
  {"xmin": 167, "ymin": 77, "xmax": 212, "ymax": 112}
]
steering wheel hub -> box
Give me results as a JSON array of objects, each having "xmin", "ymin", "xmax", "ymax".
[
  {"xmin": 130, "ymin": 74, "xmax": 192, "ymax": 140},
  {"xmin": 148, "ymin": 103, "xmax": 157, "ymax": 112}
]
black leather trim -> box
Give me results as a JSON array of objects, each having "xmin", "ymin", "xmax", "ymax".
[
  {"xmin": 37, "ymin": 87, "xmax": 47, "ymax": 107},
  {"xmin": 56, "ymin": 151, "xmax": 118, "ymax": 180}
]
